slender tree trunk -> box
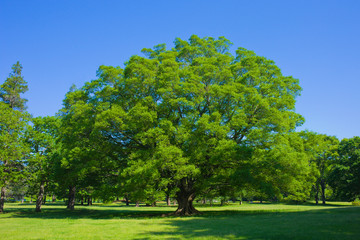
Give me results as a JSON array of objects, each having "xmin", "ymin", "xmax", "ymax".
[
  {"xmin": 220, "ymin": 199, "xmax": 225, "ymax": 206},
  {"xmin": 320, "ymin": 179, "xmax": 326, "ymax": 205},
  {"xmin": 35, "ymin": 181, "xmax": 45, "ymax": 212},
  {"xmin": 67, "ymin": 186, "xmax": 76, "ymax": 210},
  {"xmin": 314, "ymin": 184, "xmax": 319, "ymax": 205},
  {"xmin": 166, "ymin": 195, "xmax": 171, "ymax": 206},
  {"xmin": 209, "ymin": 199, "xmax": 213, "ymax": 207},
  {"xmin": 52, "ymin": 194, "xmax": 56, "ymax": 202},
  {"xmin": 125, "ymin": 196, "xmax": 129, "ymax": 206},
  {"xmin": 0, "ymin": 187, "xmax": 6, "ymax": 213},
  {"xmin": 135, "ymin": 201, "xmax": 139, "ymax": 207},
  {"xmin": 87, "ymin": 196, "xmax": 92, "ymax": 206},
  {"xmin": 81, "ymin": 196, "xmax": 84, "ymax": 205}
]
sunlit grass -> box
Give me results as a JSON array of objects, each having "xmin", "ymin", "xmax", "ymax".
[{"xmin": 1, "ymin": 201, "xmax": 359, "ymax": 239}]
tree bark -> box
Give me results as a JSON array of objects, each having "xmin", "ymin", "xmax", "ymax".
[
  {"xmin": 314, "ymin": 184, "xmax": 319, "ymax": 205},
  {"xmin": 87, "ymin": 196, "xmax": 92, "ymax": 206},
  {"xmin": 42, "ymin": 195, "xmax": 46, "ymax": 205},
  {"xmin": 166, "ymin": 195, "xmax": 171, "ymax": 206},
  {"xmin": 0, "ymin": 187, "xmax": 6, "ymax": 213},
  {"xmin": 67, "ymin": 186, "xmax": 76, "ymax": 210},
  {"xmin": 135, "ymin": 201, "xmax": 139, "ymax": 207},
  {"xmin": 52, "ymin": 194, "xmax": 56, "ymax": 202},
  {"xmin": 125, "ymin": 196, "xmax": 129, "ymax": 206},
  {"xmin": 81, "ymin": 196, "xmax": 84, "ymax": 205},
  {"xmin": 35, "ymin": 181, "xmax": 45, "ymax": 212},
  {"xmin": 172, "ymin": 179, "xmax": 200, "ymax": 215},
  {"xmin": 320, "ymin": 179, "xmax": 326, "ymax": 205}
]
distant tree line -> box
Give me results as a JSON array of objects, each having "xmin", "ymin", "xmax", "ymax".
[{"xmin": 1, "ymin": 36, "xmax": 359, "ymax": 215}]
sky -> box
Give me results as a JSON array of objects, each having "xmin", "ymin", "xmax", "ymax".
[{"xmin": 1, "ymin": 0, "xmax": 359, "ymax": 140}]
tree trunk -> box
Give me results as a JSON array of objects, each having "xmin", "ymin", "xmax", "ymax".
[
  {"xmin": 166, "ymin": 195, "xmax": 171, "ymax": 206},
  {"xmin": 125, "ymin": 196, "xmax": 129, "ymax": 206},
  {"xmin": 320, "ymin": 179, "xmax": 326, "ymax": 205},
  {"xmin": 81, "ymin": 196, "xmax": 84, "ymax": 205},
  {"xmin": 314, "ymin": 184, "xmax": 319, "ymax": 205},
  {"xmin": 52, "ymin": 194, "xmax": 56, "ymax": 202},
  {"xmin": 152, "ymin": 201, "xmax": 156, "ymax": 207},
  {"xmin": 42, "ymin": 195, "xmax": 46, "ymax": 205},
  {"xmin": 35, "ymin": 181, "xmax": 45, "ymax": 212},
  {"xmin": 220, "ymin": 199, "xmax": 225, "ymax": 206},
  {"xmin": 173, "ymin": 180, "xmax": 200, "ymax": 215},
  {"xmin": 67, "ymin": 186, "xmax": 76, "ymax": 210},
  {"xmin": 135, "ymin": 201, "xmax": 139, "ymax": 207},
  {"xmin": 87, "ymin": 196, "xmax": 92, "ymax": 206},
  {"xmin": 0, "ymin": 187, "xmax": 6, "ymax": 213}
]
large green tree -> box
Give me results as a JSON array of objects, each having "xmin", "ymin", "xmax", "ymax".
[
  {"xmin": 26, "ymin": 116, "xmax": 60, "ymax": 212},
  {"xmin": 329, "ymin": 136, "xmax": 360, "ymax": 201},
  {"xmin": 300, "ymin": 131, "xmax": 339, "ymax": 204},
  {"xmin": 94, "ymin": 35, "xmax": 306, "ymax": 215},
  {"xmin": 0, "ymin": 102, "xmax": 29, "ymax": 212},
  {"xmin": 0, "ymin": 62, "xmax": 29, "ymax": 213},
  {"xmin": 56, "ymin": 79, "xmax": 121, "ymax": 210}
]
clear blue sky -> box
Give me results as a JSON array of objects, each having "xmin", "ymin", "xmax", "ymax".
[{"xmin": 1, "ymin": 0, "xmax": 359, "ymax": 139}]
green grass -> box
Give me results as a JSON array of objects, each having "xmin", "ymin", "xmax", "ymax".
[{"xmin": 1, "ymin": 201, "xmax": 359, "ymax": 239}]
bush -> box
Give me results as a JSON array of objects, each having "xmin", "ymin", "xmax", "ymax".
[{"xmin": 352, "ymin": 198, "xmax": 360, "ymax": 206}]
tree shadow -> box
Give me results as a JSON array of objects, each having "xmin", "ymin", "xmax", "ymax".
[
  {"xmin": 3, "ymin": 204, "xmax": 360, "ymax": 239},
  {"xmin": 138, "ymin": 206, "xmax": 360, "ymax": 240}
]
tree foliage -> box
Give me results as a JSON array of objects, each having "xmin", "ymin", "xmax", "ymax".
[
  {"xmin": 329, "ymin": 137, "xmax": 360, "ymax": 201},
  {"xmin": 90, "ymin": 35, "xmax": 308, "ymax": 214}
]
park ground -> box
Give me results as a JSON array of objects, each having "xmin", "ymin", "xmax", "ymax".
[{"xmin": 1, "ymin": 201, "xmax": 359, "ymax": 239}]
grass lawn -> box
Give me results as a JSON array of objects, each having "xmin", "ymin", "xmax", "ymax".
[{"xmin": 1, "ymin": 201, "xmax": 359, "ymax": 239}]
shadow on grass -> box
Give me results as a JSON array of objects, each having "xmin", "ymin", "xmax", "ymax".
[
  {"xmin": 2, "ymin": 203, "xmax": 360, "ymax": 239},
  {"xmin": 137, "ymin": 207, "xmax": 360, "ymax": 240}
]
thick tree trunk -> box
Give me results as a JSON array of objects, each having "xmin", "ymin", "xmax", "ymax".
[
  {"xmin": 125, "ymin": 196, "xmax": 129, "ymax": 206},
  {"xmin": 67, "ymin": 186, "xmax": 76, "ymax": 210},
  {"xmin": 0, "ymin": 187, "xmax": 6, "ymax": 213},
  {"xmin": 174, "ymin": 192, "xmax": 199, "ymax": 215},
  {"xmin": 320, "ymin": 179, "xmax": 326, "ymax": 205},
  {"xmin": 173, "ymin": 180, "xmax": 200, "ymax": 216},
  {"xmin": 35, "ymin": 181, "xmax": 45, "ymax": 212}
]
